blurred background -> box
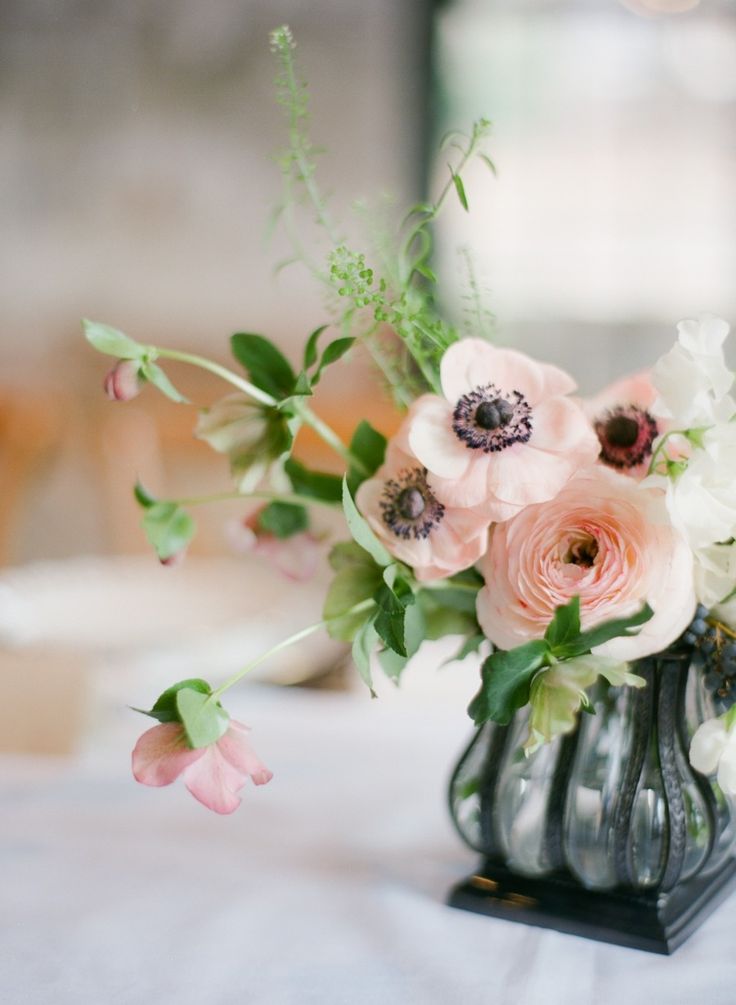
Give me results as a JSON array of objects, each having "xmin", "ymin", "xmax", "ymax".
[{"xmin": 1, "ymin": 0, "xmax": 735, "ymax": 748}]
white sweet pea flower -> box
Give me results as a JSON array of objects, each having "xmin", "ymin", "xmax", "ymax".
[
  {"xmin": 651, "ymin": 315, "xmax": 734, "ymax": 427},
  {"xmin": 695, "ymin": 543, "xmax": 736, "ymax": 608},
  {"xmin": 660, "ymin": 423, "xmax": 736, "ymax": 552},
  {"xmin": 690, "ymin": 714, "xmax": 736, "ymax": 796}
]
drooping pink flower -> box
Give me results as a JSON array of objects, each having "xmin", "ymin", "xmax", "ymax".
[
  {"xmin": 406, "ymin": 339, "xmax": 599, "ymax": 520},
  {"xmin": 132, "ymin": 719, "xmax": 273, "ymax": 814},
  {"xmin": 476, "ymin": 466, "xmax": 696, "ymax": 661},
  {"xmin": 226, "ymin": 508, "xmax": 321, "ymax": 582},
  {"xmin": 355, "ymin": 423, "xmax": 490, "ymax": 581},
  {"xmin": 584, "ymin": 372, "xmax": 662, "ymax": 478}
]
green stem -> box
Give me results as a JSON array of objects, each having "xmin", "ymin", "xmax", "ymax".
[
  {"xmin": 171, "ymin": 489, "xmax": 339, "ymax": 510},
  {"xmin": 153, "ymin": 347, "xmax": 276, "ymax": 407},
  {"xmin": 282, "ymin": 52, "xmax": 341, "ymax": 247},
  {"xmin": 210, "ymin": 598, "xmax": 375, "ymax": 700},
  {"xmin": 149, "ymin": 345, "xmax": 368, "ymax": 476}
]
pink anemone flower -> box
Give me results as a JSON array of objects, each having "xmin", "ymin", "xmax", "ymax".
[
  {"xmin": 132, "ymin": 719, "xmax": 273, "ymax": 815},
  {"xmin": 584, "ymin": 371, "xmax": 662, "ymax": 479},
  {"xmin": 406, "ymin": 338, "xmax": 600, "ymax": 521},
  {"xmin": 355, "ymin": 423, "xmax": 491, "ymax": 581}
]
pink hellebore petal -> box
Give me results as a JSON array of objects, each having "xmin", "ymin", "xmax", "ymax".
[
  {"xmin": 131, "ymin": 719, "xmax": 272, "ymax": 815},
  {"xmin": 355, "ymin": 426, "xmax": 490, "ymax": 582},
  {"xmin": 407, "ymin": 339, "xmax": 599, "ymax": 522}
]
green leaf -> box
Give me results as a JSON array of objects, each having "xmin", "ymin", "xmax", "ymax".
[
  {"xmin": 139, "ymin": 361, "xmax": 188, "ymax": 403},
  {"xmin": 176, "ymin": 688, "xmax": 229, "ymax": 749},
  {"xmin": 467, "ymin": 640, "xmax": 550, "ymax": 726},
  {"xmin": 257, "ymin": 501, "xmax": 308, "ymax": 539},
  {"xmin": 403, "ymin": 601, "xmax": 426, "ymax": 659},
  {"xmin": 142, "ymin": 502, "xmax": 196, "ymax": 561},
  {"xmin": 450, "ymin": 168, "xmax": 469, "ymax": 211},
  {"xmin": 133, "ymin": 480, "xmax": 157, "ymax": 509},
  {"xmin": 323, "ymin": 543, "xmax": 382, "ymax": 642},
  {"xmin": 83, "ymin": 320, "xmax": 144, "ymax": 360},
  {"xmin": 377, "ymin": 646, "xmax": 408, "ymax": 682},
  {"xmin": 312, "ymin": 337, "xmax": 355, "ymax": 385},
  {"xmin": 352, "ymin": 617, "xmax": 379, "ymax": 694},
  {"xmin": 342, "ymin": 477, "xmax": 391, "ymax": 567},
  {"xmin": 347, "ymin": 420, "xmax": 387, "ymax": 494},
  {"xmin": 557, "ymin": 603, "xmax": 654, "ymax": 658},
  {"xmin": 303, "ymin": 324, "xmax": 329, "ymax": 370},
  {"xmin": 419, "ymin": 589, "xmax": 479, "ymax": 640},
  {"xmin": 284, "ymin": 457, "xmax": 342, "ymax": 503},
  {"xmin": 136, "ymin": 678, "xmax": 212, "ymax": 723},
  {"xmin": 374, "ymin": 578, "xmax": 414, "ymax": 658},
  {"xmin": 230, "ymin": 332, "xmax": 296, "ymax": 400},
  {"xmin": 544, "ymin": 596, "xmax": 581, "ymax": 650}
]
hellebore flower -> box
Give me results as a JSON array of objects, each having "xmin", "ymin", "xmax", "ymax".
[
  {"xmin": 356, "ymin": 422, "xmax": 490, "ymax": 581},
  {"xmin": 132, "ymin": 719, "xmax": 272, "ymax": 815},
  {"xmin": 227, "ymin": 507, "xmax": 321, "ymax": 582},
  {"xmin": 405, "ymin": 338, "xmax": 599, "ymax": 521},
  {"xmin": 195, "ymin": 394, "xmax": 290, "ymax": 491}
]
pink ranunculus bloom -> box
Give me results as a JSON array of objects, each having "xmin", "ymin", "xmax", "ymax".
[
  {"xmin": 476, "ymin": 466, "xmax": 696, "ymax": 661},
  {"xmin": 584, "ymin": 372, "xmax": 663, "ymax": 479},
  {"xmin": 226, "ymin": 508, "xmax": 321, "ymax": 582},
  {"xmin": 132, "ymin": 719, "xmax": 273, "ymax": 815},
  {"xmin": 406, "ymin": 339, "xmax": 600, "ymax": 520},
  {"xmin": 355, "ymin": 424, "xmax": 491, "ymax": 581}
]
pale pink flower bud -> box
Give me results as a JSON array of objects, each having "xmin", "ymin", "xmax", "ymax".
[{"xmin": 103, "ymin": 359, "xmax": 142, "ymax": 402}]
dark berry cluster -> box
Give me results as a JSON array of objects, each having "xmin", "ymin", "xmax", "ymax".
[{"xmin": 684, "ymin": 605, "xmax": 736, "ymax": 709}]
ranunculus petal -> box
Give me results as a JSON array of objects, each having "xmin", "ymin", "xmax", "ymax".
[
  {"xmin": 132, "ymin": 722, "xmax": 204, "ymax": 787},
  {"xmin": 476, "ymin": 466, "xmax": 696, "ymax": 660},
  {"xmin": 407, "ymin": 396, "xmax": 470, "ymax": 480}
]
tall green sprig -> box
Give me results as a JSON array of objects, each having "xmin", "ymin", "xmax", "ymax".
[{"xmin": 268, "ymin": 25, "xmax": 496, "ymax": 406}]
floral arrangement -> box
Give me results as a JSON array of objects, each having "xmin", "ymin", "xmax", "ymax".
[{"xmin": 85, "ymin": 27, "xmax": 736, "ymax": 815}]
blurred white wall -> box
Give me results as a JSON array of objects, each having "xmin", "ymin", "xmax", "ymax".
[
  {"xmin": 0, "ymin": 0, "xmax": 429, "ymax": 379},
  {"xmin": 433, "ymin": 0, "xmax": 736, "ymax": 388}
]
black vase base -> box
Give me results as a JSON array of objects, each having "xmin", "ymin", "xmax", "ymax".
[{"xmin": 448, "ymin": 856, "xmax": 736, "ymax": 954}]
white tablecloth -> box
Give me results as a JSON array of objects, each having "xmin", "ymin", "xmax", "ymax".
[{"xmin": 2, "ymin": 657, "xmax": 735, "ymax": 1005}]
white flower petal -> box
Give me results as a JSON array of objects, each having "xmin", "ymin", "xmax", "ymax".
[{"xmin": 690, "ymin": 718, "xmax": 729, "ymax": 777}]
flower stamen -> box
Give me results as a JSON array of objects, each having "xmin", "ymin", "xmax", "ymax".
[
  {"xmin": 381, "ymin": 467, "xmax": 445, "ymax": 540},
  {"xmin": 453, "ymin": 383, "xmax": 533, "ymax": 452}
]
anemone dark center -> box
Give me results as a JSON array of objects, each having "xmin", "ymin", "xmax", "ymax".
[
  {"xmin": 380, "ymin": 467, "xmax": 445, "ymax": 541},
  {"xmin": 594, "ymin": 405, "xmax": 658, "ymax": 471},
  {"xmin": 475, "ymin": 397, "xmax": 514, "ymax": 430},
  {"xmin": 397, "ymin": 487, "xmax": 426, "ymax": 520},
  {"xmin": 605, "ymin": 415, "xmax": 639, "ymax": 448},
  {"xmin": 453, "ymin": 383, "xmax": 533, "ymax": 453}
]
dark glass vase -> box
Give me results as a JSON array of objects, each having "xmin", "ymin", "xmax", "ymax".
[{"xmin": 448, "ymin": 644, "xmax": 736, "ymax": 953}]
